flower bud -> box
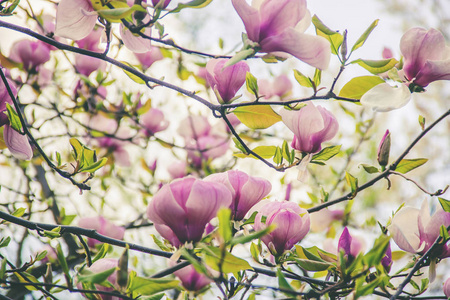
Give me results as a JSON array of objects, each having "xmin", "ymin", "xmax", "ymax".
[
  {"xmin": 10, "ymin": 40, "xmax": 50, "ymax": 71},
  {"xmin": 377, "ymin": 130, "xmax": 390, "ymax": 167},
  {"xmin": 381, "ymin": 242, "xmax": 392, "ymax": 273},
  {"xmin": 337, "ymin": 227, "xmax": 364, "ymax": 263},
  {"xmin": 172, "ymin": 263, "xmax": 212, "ymax": 291}
]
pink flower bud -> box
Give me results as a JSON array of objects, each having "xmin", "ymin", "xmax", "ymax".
[
  {"xmin": 382, "ymin": 47, "xmax": 394, "ymax": 59},
  {"xmin": 172, "ymin": 263, "xmax": 212, "ymax": 291},
  {"xmin": 78, "ymin": 216, "xmax": 125, "ymax": 248},
  {"xmin": 377, "ymin": 130, "xmax": 390, "ymax": 167},
  {"xmin": 151, "ymin": 0, "xmax": 171, "ymax": 9},
  {"xmin": 140, "ymin": 108, "xmax": 169, "ymax": 137},
  {"xmin": 10, "ymin": 40, "xmax": 50, "ymax": 71},
  {"xmin": 338, "ymin": 227, "xmax": 364, "ymax": 262},
  {"xmin": 444, "ymin": 277, "xmax": 450, "ymax": 298},
  {"xmin": 77, "ymin": 258, "xmax": 120, "ymax": 298},
  {"xmin": 232, "ymin": 0, "xmax": 330, "ymax": 69},
  {"xmin": 206, "ymin": 58, "xmax": 249, "ymax": 104},
  {"xmin": 147, "ymin": 177, "xmax": 232, "ymax": 247},
  {"xmin": 134, "ymin": 47, "xmax": 164, "ymax": 69},
  {"xmin": 381, "ymin": 242, "xmax": 392, "ymax": 272},
  {"xmin": 258, "ymin": 74, "xmax": 292, "ymax": 100},
  {"xmin": 388, "ymin": 200, "xmax": 450, "ymax": 258},
  {"xmin": 3, "ymin": 125, "xmax": 33, "ymax": 160},
  {"xmin": 400, "ymin": 27, "xmax": 450, "ymax": 87},
  {"xmin": 310, "ymin": 209, "xmax": 344, "ymax": 232},
  {"xmin": 254, "ymin": 201, "xmax": 310, "ymax": 256},
  {"xmin": 205, "ymin": 170, "xmax": 271, "ymax": 221},
  {"xmin": 280, "ymin": 102, "xmax": 339, "ymax": 153}
]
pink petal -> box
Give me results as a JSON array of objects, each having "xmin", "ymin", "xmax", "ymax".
[
  {"xmin": 261, "ymin": 28, "xmax": 330, "ymax": 70},
  {"xmin": 4, "ymin": 125, "xmax": 33, "ymax": 160},
  {"xmin": 55, "ymin": 0, "xmax": 97, "ymax": 40},
  {"xmin": 120, "ymin": 24, "xmax": 152, "ymax": 53},
  {"xmin": 414, "ymin": 58, "xmax": 450, "ymax": 87},
  {"xmin": 231, "ymin": 0, "xmax": 261, "ymax": 42}
]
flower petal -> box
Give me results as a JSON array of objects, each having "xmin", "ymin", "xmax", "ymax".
[
  {"xmin": 360, "ymin": 83, "xmax": 412, "ymax": 112},
  {"xmin": 231, "ymin": 0, "xmax": 261, "ymax": 42},
  {"xmin": 55, "ymin": 0, "xmax": 97, "ymax": 40},
  {"xmin": 4, "ymin": 125, "xmax": 33, "ymax": 160}
]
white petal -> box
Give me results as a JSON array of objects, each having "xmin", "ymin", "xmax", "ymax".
[{"xmin": 360, "ymin": 83, "xmax": 411, "ymax": 112}]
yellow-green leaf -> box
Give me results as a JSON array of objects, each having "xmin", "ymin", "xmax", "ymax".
[
  {"xmin": 293, "ymin": 69, "xmax": 313, "ymax": 88},
  {"xmin": 338, "ymin": 76, "xmax": 384, "ymax": 99},
  {"xmin": 170, "ymin": 0, "xmax": 213, "ymax": 13},
  {"xmin": 234, "ymin": 145, "xmax": 277, "ymax": 159},
  {"xmin": 120, "ymin": 61, "xmax": 146, "ymax": 84},
  {"xmin": 128, "ymin": 272, "xmax": 180, "ymax": 296},
  {"xmin": 312, "ymin": 15, "xmax": 343, "ymax": 55},
  {"xmin": 395, "ymin": 158, "xmax": 428, "ymax": 174},
  {"xmin": 345, "ymin": 172, "xmax": 358, "ymax": 196},
  {"xmin": 5, "ymin": 103, "xmax": 22, "ymax": 132},
  {"xmin": 233, "ymin": 105, "xmax": 281, "ymax": 129},
  {"xmin": 352, "ymin": 58, "xmax": 398, "ymax": 74},
  {"xmin": 203, "ymin": 246, "xmax": 253, "ymax": 275},
  {"xmin": 351, "ymin": 19, "xmax": 379, "ymax": 52}
]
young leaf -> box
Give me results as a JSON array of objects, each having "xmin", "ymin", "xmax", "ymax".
[
  {"xmin": 338, "ymin": 76, "xmax": 384, "ymax": 99},
  {"xmin": 233, "ymin": 105, "xmax": 281, "ymax": 129},
  {"xmin": 170, "ymin": 0, "xmax": 213, "ymax": 13},
  {"xmin": 273, "ymin": 146, "xmax": 282, "ymax": 165},
  {"xmin": 217, "ymin": 208, "xmax": 232, "ymax": 243},
  {"xmin": 77, "ymin": 267, "xmax": 116, "ymax": 284},
  {"xmin": 234, "ymin": 146, "xmax": 277, "ymax": 159},
  {"xmin": 395, "ymin": 158, "xmax": 428, "ymax": 174},
  {"xmin": 0, "ymin": 237, "xmax": 11, "ymax": 248},
  {"xmin": 312, "ymin": 145, "xmax": 341, "ymax": 161},
  {"xmin": 312, "ymin": 15, "xmax": 343, "ymax": 55},
  {"xmin": 345, "ymin": 172, "xmax": 358, "ymax": 196},
  {"xmin": 128, "ymin": 275, "xmax": 180, "ymax": 295},
  {"xmin": 5, "ymin": 103, "xmax": 22, "ymax": 132},
  {"xmin": 202, "ymin": 245, "xmax": 253, "ymax": 275},
  {"xmin": 245, "ymin": 72, "xmax": 258, "ymax": 97},
  {"xmin": 351, "ymin": 19, "xmax": 379, "ymax": 52},
  {"xmin": 351, "ymin": 58, "xmax": 398, "ymax": 74},
  {"xmin": 293, "ymin": 69, "xmax": 313, "ymax": 88},
  {"xmin": 276, "ymin": 268, "xmax": 294, "ymax": 293},
  {"xmin": 418, "ymin": 115, "xmax": 426, "ymax": 130},
  {"xmin": 438, "ymin": 198, "xmax": 450, "ymax": 213},
  {"xmin": 358, "ymin": 163, "xmax": 380, "ymax": 174},
  {"xmin": 120, "ymin": 61, "xmax": 146, "ymax": 84},
  {"xmin": 313, "ymin": 69, "xmax": 322, "ymax": 87}
]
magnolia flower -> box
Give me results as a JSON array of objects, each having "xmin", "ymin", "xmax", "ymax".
[
  {"xmin": 206, "ymin": 58, "xmax": 249, "ymax": 104},
  {"xmin": 186, "ymin": 135, "xmax": 230, "ymax": 167},
  {"xmin": 74, "ymin": 28, "xmax": 107, "ymax": 76},
  {"xmin": 309, "ymin": 208, "xmax": 344, "ymax": 232},
  {"xmin": 280, "ymin": 102, "xmax": 338, "ymax": 154},
  {"xmin": 9, "ymin": 40, "xmax": 50, "ymax": 71},
  {"xmin": 401, "ymin": 28, "xmax": 450, "ymax": 87},
  {"xmin": 55, "ymin": 0, "xmax": 98, "ymax": 40},
  {"xmin": 338, "ymin": 227, "xmax": 365, "ymax": 263},
  {"xmin": 254, "ymin": 201, "xmax": 310, "ymax": 256},
  {"xmin": 167, "ymin": 160, "xmax": 188, "ymax": 179},
  {"xmin": 381, "ymin": 242, "xmax": 392, "ymax": 272},
  {"xmin": 78, "ymin": 216, "xmax": 125, "ymax": 247},
  {"xmin": 135, "ymin": 47, "xmax": 164, "ymax": 69},
  {"xmin": 147, "ymin": 176, "xmax": 232, "ymax": 247},
  {"xmin": 139, "ymin": 108, "xmax": 169, "ymax": 136},
  {"xmin": 388, "ymin": 200, "xmax": 450, "ymax": 258},
  {"xmin": 205, "ymin": 170, "xmax": 272, "ymax": 220},
  {"xmin": 77, "ymin": 258, "xmax": 122, "ymax": 299},
  {"xmin": 0, "ymin": 77, "xmax": 33, "ymax": 160},
  {"xmin": 120, "ymin": 1, "xmax": 152, "ymax": 53},
  {"xmin": 177, "ymin": 115, "xmax": 211, "ymax": 140},
  {"xmin": 258, "ymin": 74, "xmax": 293, "ymax": 100},
  {"xmin": 377, "ymin": 130, "xmax": 390, "ymax": 167},
  {"xmin": 151, "ymin": 0, "xmax": 171, "ymax": 8},
  {"xmin": 172, "ymin": 262, "xmax": 212, "ymax": 291},
  {"xmin": 232, "ymin": 0, "xmax": 330, "ymax": 69}
]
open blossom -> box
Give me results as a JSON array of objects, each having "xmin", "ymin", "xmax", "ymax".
[
  {"xmin": 147, "ymin": 177, "xmax": 232, "ymax": 247},
  {"xmin": 388, "ymin": 200, "xmax": 450, "ymax": 258},
  {"xmin": 232, "ymin": 0, "xmax": 330, "ymax": 69},
  {"xmin": 139, "ymin": 108, "xmax": 169, "ymax": 137},
  {"xmin": 258, "ymin": 74, "xmax": 292, "ymax": 100},
  {"xmin": 254, "ymin": 201, "xmax": 310, "ymax": 256},
  {"xmin": 206, "ymin": 58, "xmax": 249, "ymax": 104},
  {"xmin": 205, "ymin": 170, "xmax": 271, "ymax": 221},
  {"xmin": 0, "ymin": 77, "xmax": 33, "ymax": 160},
  {"xmin": 280, "ymin": 102, "xmax": 338, "ymax": 154},
  {"xmin": 401, "ymin": 27, "xmax": 450, "ymax": 87},
  {"xmin": 78, "ymin": 216, "xmax": 125, "ymax": 247},
  {"xmin": 55, "ymin": 0, "xmax": 98, "ymax": 40},
  {"xmin": 9, "ymin": 40, "xmax": 50, "ymax": 71}
]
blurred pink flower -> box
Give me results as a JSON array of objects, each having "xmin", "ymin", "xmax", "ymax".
[
  {"xmin": 254, "ymin": 201, "xmax": 310, "ymax": 256},
  {"xmin": 78, "ymin": 216, "xmax": 125, "ymax": 248},
  {"xmin": 382, "ymin": 47, "xmax": 394, "ymax": 59},
  {"xmin": 206, "ymin": 58, "xmax": 249, "ymax": 104},
  {"xmin": 177, "ymin": 115, "xmax": 211, "ymax": 140},
  {"xmin": 151, "ymin": 0, "xmax": 171, "ymax": 8},
  {"xmin": 205, "ymin": 170, "xmax": 271, "ymax": 220},
  {"xmin": 74, "ymin": 28, "xmax": 107, "ymax": 76},
  {"xmin": 232, "ymin": 0, "xmax": 330, "ymax": 69},
  {"xmin": 388, "ymin": 200, "xmax": 450, "ymax": 258},
  {"xmin": 172, "ymin": 262, "xmax": 212, "ymax": 291},
  {"xmin": 78, "ymin": 258, "xmax": 122, "ymax": 299},
  {"xmin": 139, "ymin": 108, "xmax": 169, "ymax": 137},
  {"xmin": 186, "ymin": 135, "xmax": 229, "ymax": 167},
  {"xmin": 167, "ymin": 160, "xmax": 188, "ymax": 179},
  {"xmin": 10, "ymin": 40, "xmax": 50, "ymax": 71},
  {"xmin": 135, "ymin": 47, "xmax": 164, "ymax": 69},
  {"xmin": 120, "ymin": 17, "xmax": 152, "ymax": 53},
  {"xmin": 258, "ymin": 74, "xmax": 292, "ymax": 100},
  {"xmin": 381, "ymin": 242, "xmax": 392, "ymax": 272},
  {"xmin": 401, "ymin": 27, "xmax": 450, "ymax": 87},
  {"xmin": 280, "ymin": 102, "xmax": 338, "ymax": 153},
  {"xmin": 55, "ymin": 0, "xmax": 97, "ymax": 40},
  {"xmin": 309, "ymin": 208, "xmax": 344, "ymax": 232},
  {"xmin": 147, "ymin": 176, "xmax": 232, "ymax": 247}
]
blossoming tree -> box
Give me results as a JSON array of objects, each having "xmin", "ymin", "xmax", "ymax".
[{"xmin": 0, "ymin": 0, "xmax": 449, "ymax": 299}]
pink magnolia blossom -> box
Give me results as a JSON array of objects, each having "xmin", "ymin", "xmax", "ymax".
[
  {"xmin": 151, "ymin": 0, "xmax": 171, "ymax": 8},
  {"xmin": 258, "ymin": 74, "xmax": 292, "ymax": 100},
  {"xmin": 206, "ymin": 58, "xmax": 249, "ymax": 104},
  {"xmin": 381, "ymin": 242, "xmax": 392, "ymax": 272},
  {"xmin": 388, "ymin": 200, "xmax": 450, "ymax": 258},
  {"xmin": 9, "ymin": 40, "xmax": 50, "ymax": 71},
  {"xmin": 135, "ymin": 47, "xmax": 164, "ymax": 69},
  {"xmin": 310, "ymin": 208, "xmax": 344, "ymax": 232},
  {"xmin": 377, "ymin": 130, "xmax": 390, "ymax": 167},
  {"xmin": 167, "ymin": 160, "xmax": 188, "ymax": 179},
  {"xmin": 74, "ymin": 28, "xmax": 107, "ymax": 76},
  {"xmin": 55, "ymin": 0, "xmax": 98, "ymax": 40},
  {"xmin": 120, "ymin": 6, "xmax": 152, "ymax": 53},
  {"xmin": 0, "ymin": 77, "xmax": 33, "ymax": 160},
  {"xmin": 78, "ymin": 216, "xmax": 125, "ymax": 247},
  {"xmin": 78, "ymin": 258, "xmax": 122, "ymax": 299},
  {"xmin": 177, "ymin": 115, "xmax": 211, "ymax": 140},
  {"xmin": 172, "ymin": 263, "xmax": 212, "ymax": 291},
  {"xmin": 139, "ymin": 108, "xmax": 169, "ymax": 137},
  {"xmin": 444, "ymin": 277, "xmax": 450, "ymax": 298},
  {"xmin": 186, "ymin": 135, "xmax": 230, "ymax": 167},
  {"xmin": 400, "ymin": 27, "xmax": 450, "ymax": 87},
  {"xmin": 232, "ymin": 0, "xmax": 330, "ymax": 69},
  {"xmin": 205, "ymin": 170, "xmax": 272, "ymax": 220},
  {"xmin": 280, "ymin": 102, "xmax": 338, "ymax": 153},
  {"xmin": 338, "ymin": 227, "xmax": 365, "ymax": 262},
  {"xmin": 254, "ymin": 201, "xmax": 310, "ymax": 255},
  {"xmin": 147, "ymin": 176, "xmax": 232, "ymax": 247}
]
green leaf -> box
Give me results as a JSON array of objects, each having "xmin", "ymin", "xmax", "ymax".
[
  {"xmin": 250, "ymin": 242, "xmax": 261, "ymax": 263},
  {"xmin": 418, "ymin": 115, "xmax": 426, "ymax": 131},
  {"xmin": 230, "ymin": 225, "xmax": 274, "ymax": 246},
  {"xmin": 151, "ymin": 234, "xmax": 172, "ymax": 252},
  {"xmin": 245, "ymin": 72, "xmax": 258, "ymax": 97},
  {"xmin": 128, "ymin": 273, "xmax": 180, "ymax": 296},
  {"xmin": 276, "ymin": 268, "xmax": 294, "ymax": 292},
  {"xmin": 170, "ymin": 0, "xmax": 213, "ymax": 13},
  {"xmin": 312, "ymin": 15, "xmax": 343, "ymax": 55},
  {"xmin": 233, "ymin": 105, "xmax": 281, "ymax": 129},
  {"xmin": 56, "ymin": 242, "xmax": 71, "ymax": 286},
  {"xmin": 351, "ymin": 19, "xmax": 379, "ymax": 52},
  {"xmin": 97, "ymin": 4, "xmax": 146, "ymax": 22},
  {"xmin": 2, "ymin": 0, "xmax": 20, "ymax": 15},
  {"xmin": 203, "ymin": 246, "xmax": 253, "ymax": 275},
  {"xmin": 0, "ymin": 237, "xmax": 11, "ymax": 248},
  {"xmin": 12, "ymin": 207, "xmax": 26, "ymax": 217},
  {"xmin": 120, "ymin": 61, "xmax": 146, "ymax": 84},
  {"xmin": 358, "ymin": 163, "xmax": 380, "ymax": 174},
  {"xmin": 0, "ymin": 258, "xmax": 6, "ymax": 280},
  {"xmin": 223, "ymin": 49, "xmax": 255, "ymax": 68},
  {"xmin": 355, "ymin": 276, "xmax": 383, "ymax": 298},
  {"xmin": 395, "ymin": 158, "xmax": 428, "ymax": 174},
  {"xmin": 293, "ymin": 258, "xmax": 333, "ymax": 272},
  {"xmin": 5, "ymin": 103, "xmax": 22, "ymax": 132},
  {"xmin": 312, "ymin": 145, "xmax": 341, "ymax": 161},
  {"xmin": 92, "ymin": 243, "xmax": 111, "ymax": 264},
  {"xmin": 35, "ymin": 250, "xmax": 48, "ymax": 262},
  {"xmin": 313, "ymin": 69, "xmax": 322, "ymax": 87},
  {"xmin": 345, "ymin": 172, "xmax": 358, "ymax": 196},
  {"xmin": 273, "ymin": 146, "xmax": 282, "ymax": 165},
  {"xmin": 44, "ymin": 226, "xmax": 61, "ymax": 239},
  {"xmin": 234, "ymin": 146, "xmax": 277, "ymax": 159},
  {"xmin": 79, "ymin": 157, "xmax": 108, "ymax": 174},
  {"xmin": 351, "ymin": 58, "xmax": 398, "ymax": 74},
  {"xmin": 363, "ymin": 235, "xmax": 390, "ymax": 267},
  {"xmin": 293, "ymin": 69, "xmax": 313, "ymax": 88},
  {"xmin": 338, "ymin": 76, "xmax": 384, "ymax": 99},
  {"xmin": 438, "ymin": 198, "xmax": 450, "ymax": 213},
  {"xmin": 439, "ymin": 224, "xmax": 450, "ymax": 243},
  {"xmin": 218, "ymin": 208, "xmax": 232, "ymax": 243},
  {"xmin": 77, "ymin": 267, "xmax": 116, "ymax": 284}
]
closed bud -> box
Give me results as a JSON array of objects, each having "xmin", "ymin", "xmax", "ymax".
[
  {"xmin": 117, "ymin": 248, "xmax": 129, "ymax": 291},
  {"xmin": 377, "ymin": 130, "xmax": 390, "ymax": 167}
]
